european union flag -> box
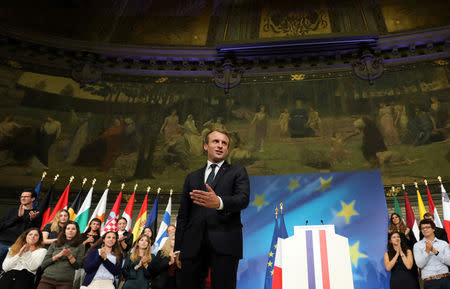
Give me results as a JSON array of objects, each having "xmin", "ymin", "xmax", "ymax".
[
  {"xmin": 237, "ymin": 171, "xmax": 389, "ymax": 289},
  {"xmin": 264, "ymin": 216, "xmax": 278, "ymax": 289}
]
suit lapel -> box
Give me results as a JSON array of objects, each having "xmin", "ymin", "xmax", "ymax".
[{"xmin": 211, "ymin": 162, "xmax": 229, "ymax": 189}]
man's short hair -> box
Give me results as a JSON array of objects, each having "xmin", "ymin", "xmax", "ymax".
[
  {"xmin": 204, "ymin": 129, "xmax": 230, "ymax": 145},
  {"xmin": 419, "ymin": 218, "xmax": 436, "ymax": 230},
  {"xmin": 21, "ymin": 189, "xmax": 37, "ymax": 199},
  {"xmin": 423, "ymin": 212, "xmax": 434, "ymax": 219}
]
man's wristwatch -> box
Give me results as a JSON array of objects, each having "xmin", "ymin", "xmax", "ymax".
[{"xmin": 434, "ymin": 250, "xmax": 440, "ymax": 256}]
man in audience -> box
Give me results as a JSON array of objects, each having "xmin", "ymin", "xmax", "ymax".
[
  {"xmin": 414, "ymin": 219, "xmax": 450, "ymax": 288},
  {"xmin": 0, "ymin": 189, "xmax": 40, "ymax": 268},
  {"xmin": 419, "ymin": 212, "xmax": 449, "ymax": 243}
]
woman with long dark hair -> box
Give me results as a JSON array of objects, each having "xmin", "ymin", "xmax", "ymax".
[
  {"xmin": 81, "ymin": 218, "xmax": 101, "ymax": 251},
  {"xmin": 81, "ymin": 231, "xmax": 123, "ymax": 289},
  {"xmin": 37, "ymin": 221, "xmax": 85, "ymax": 289},
  {"xmin": 384, "ymin": 232, "xmax": 419, "ymax": 289},
  {"xmin": 388, "ymin": 213, "xmax": 417, "ymax": 249},
  {"xmin": 0, "ymin": 228, "xmax": 46, "ymax": 289},
  {"xmin": 122, "ymin": 234, "xmax": 153, "ymax": 289}
]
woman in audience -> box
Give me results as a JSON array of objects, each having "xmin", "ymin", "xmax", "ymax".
[
  {"xmin": 384, "ymin": 232, "xmax": 419, "ymax": 289},
  {"xmin": 42, "ymin": 209, "xmax": 69, "ymax": 248},
  {"xmin": 117, "ymin": 217, "xmax": 133, "ymax": 254},
  {"xmin": 0, "ymin": 228, "xmax": 47, "ymax": 289},
  {"xmin": 80, "ymin": 218, "xmax": 101, "ymax": 251},
  {"xmin": 143, "ymin": 227, "xmax": 155, "ymax": 246},
  {"xmin": 38, "ymin": 221, "xmax": 85, "ymax": 289},
  {"xmin": 121, "ymin": 234, "xmax": 153, "ymax": 289},
  {"xmin": 151, "ymin": 236, "xmax": 181, "ymax": 289},
  {"xmin": 388, "ymin": 213, "xmax": 416, "ymax": 249},
  {"xmin": 81, "ymin": 231, "xmax": 123, "ymax": 289}
]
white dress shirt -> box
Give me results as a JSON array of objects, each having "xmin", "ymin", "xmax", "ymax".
[
  {"xmin": 414, "ymin": 237, "xmax": 450, "ymax": 279},
  {"xmin": 2, "ymin": 247, "xmax": 47, "ymax": 274},
  {"xmin": 204, "ymin": 160, "xmax": 224, "ymax": 210}
]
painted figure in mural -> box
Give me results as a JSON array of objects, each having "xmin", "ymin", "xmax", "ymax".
[
  {"xmin": 0, "ymin": 115, "xmax": 21, "ymax": 144},
  {"xmin": 99, "ymin": 117, "xmax": 125, "ymax": 171},
  {"xmin": 394, "ymin": 103, "xmax": 409, "ymax": 140},
  {"xmin": 378, "ymin": 102, "xmax": 400, "ymax": 146},
  {"xmin": 430, "ymin": 96, "xmax": 448, "ymax": 129},
  {"xmin": 37, "ymin": 116, "xmax": 61, "ymax": 167},
  {"xmin": 306, "ymin": 107, "xmax": 321, "ymax": 136},
  {"xmin": 278, "ymin": 108, "xmax": 290, "ymax": 140},
  {"xmin": 160, "ymin": 109, "xmax": 182, "ymax": 144},
  {"xmin": 407, "ymin": 107, "xmax": 434, "ymax": 146},
  {"xmin": 228, "ymin": 141, "xmax": 253, "ymax": 167},
  {"xmin": 183, "ymin": 114, "xmax": 203, "ymax": 156},
  {"xmin": 329, "ymin": 132, "xmax": 350, "ymax": 166},
  {"xmin": 202, "ymin": 118, "xmax": 228, "ymax": 140},
  {"xmin": 164, "ymin": 133, "xmax": 189, "ymax": 170},
  {"xmin": 289, "ymin": 99, "xmax": 313, "ymax": 138},
  {"xmin": 251, "ymin": 105, "xmax": 268, "ymax": 152},
  {"xmin": 65, "ymin": 111, "xmax": 94, "ymax": 164},
  {"xmin": 354, "ymin": 116, "xmax": 387, "ymax": 167}
]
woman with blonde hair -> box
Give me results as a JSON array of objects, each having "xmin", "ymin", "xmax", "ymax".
[
  {"xmin": 0, "ymin": 228, "xmax": 46, "ymax": 289},
  {"xmin": 81, "ymin": 231, "xmax": 123, "ymax": 289},
  {"xmin": 121, "ymin": 234, "xmax": 154, "ymax": 289},
  {"xmin": 42, "ymin": 209, "xmax": 69, "ymax": 247},
  {"xmin": 151, "ymin": 236, "xmax": 181, "ymax": 289}
]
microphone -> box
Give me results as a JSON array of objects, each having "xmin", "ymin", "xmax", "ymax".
[
  {"xmin": 320, "ymin": 219, "xmax": 324, "ymax": 225},
  {"xmin": 305, "ymin": 220, "xmax": 309, "ymax": 225}
]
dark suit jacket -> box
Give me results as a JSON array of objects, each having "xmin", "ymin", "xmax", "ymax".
[{"xmin": 174, "ymin": 162, "xmax": 250, "ymax": 260}]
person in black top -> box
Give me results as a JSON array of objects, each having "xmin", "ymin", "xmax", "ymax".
[
  {"xmin": 42, "ymin": 209, "xmax": 69, "ymax": 248},
  {"xmin": 80, "ymin": 218, "xmax": 102, "ymax": 252},
  {"xmin": 117, "ymin": 217, "xmax": 133, "ymax": 254},
  {"xmin": 0, "ymin": 189, "xmax": 40, "ymax": 268},
  {"xmin": 388, "ymin": 213, "xmax": 417, "ymax": 249},
  {"xmin": 419, "ymin": 212, "xmax": 448, "ymax": 243}
]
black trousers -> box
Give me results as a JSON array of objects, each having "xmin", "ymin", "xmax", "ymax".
[
  {"xmin": 424, "ymin": 276, "xmax": 450, "ymax": 289},
  {"xmin": 0, "ymin": 269, "xmax": 36, "ymax": 289}
]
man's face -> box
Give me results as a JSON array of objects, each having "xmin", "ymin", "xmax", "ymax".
[
  {"xmin": 204, "ymin": 131, "xmax": 229, "ymax": 162},
  {"xmin": 420, "ymin": 224, "xmax": 435, "ymax": 238},
  {"xmin": 20, "ymin": 191, "xmax": 34, "ymax": 206}
]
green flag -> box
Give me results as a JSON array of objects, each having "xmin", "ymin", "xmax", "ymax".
[
  {"xmin": 393, "ymin": 195, "xmax": 403, "ymax": 219},
  {"xmin": 74, "ymin": 186, "xmax": 93, "ymax": 232}
]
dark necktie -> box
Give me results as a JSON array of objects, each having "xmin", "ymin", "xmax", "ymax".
[{"xmin": 206, "ymin": 164, "xmax": 217, "ymax": 186}]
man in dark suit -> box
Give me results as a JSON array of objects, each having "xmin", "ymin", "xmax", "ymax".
[
  {"xmin": 419, "ymin": 212, "xmax": 448, "ymax": 243},
  {"xmin": 175, "ymin": 129, "xmax": 250, "ymax": 289}
]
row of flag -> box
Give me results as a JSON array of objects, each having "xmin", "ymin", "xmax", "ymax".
[
  {"xmin": 391, "ymin": 177, "xmax": 448, "ymax": 242},
  {"xmin": 33, "ymin": 173, "xmax": 174, "ymax": 252}
]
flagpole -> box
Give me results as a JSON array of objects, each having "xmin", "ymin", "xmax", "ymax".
[
  {"xmin": 81, "ymin": 177, "xmax": 87, "ymax": 189},
  {"xmin": 41, "ymin": 171, "xmax": 47, "ymax": 181},
  {"xmin": 121, "ymin": 183, "xmax": 125, "ymax": 191},
  {"xmin": 275, "ymin": 205, "xmax": 278, "ymax": 219},
  {"xmin": 134, "ymin": 183, "xmax": 138, "ymax": 194},
  {"xmin": 53, "ymin": 174, "xmax": 59, "ymax": 184}
]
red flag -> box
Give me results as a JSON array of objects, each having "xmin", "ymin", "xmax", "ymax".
[
  {"xmin": 103, "ymin": 191, "xmax": 122, "ymax": 234},
  {"xmin": 427, "ymin": 186, "xmax": 443, "ymax": 228},
  {"xmin": 404, "ymin": 191, "xmax": 419, "ymax": 240},
  {"xmin": 47, "ymin": 184, "xmax": 70, "ymax": 223},
  {"xmin": 38, "ymin": 184, "xmax": 55, "ymax": 230},
  {"xmin": 122, "ymin": 192, "xmax": 135, "ymax": 232}
]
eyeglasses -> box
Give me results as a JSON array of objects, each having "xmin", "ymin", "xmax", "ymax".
[{"xmin": 421, "ymin": 226, "xmax": 433, "ymax": 230}]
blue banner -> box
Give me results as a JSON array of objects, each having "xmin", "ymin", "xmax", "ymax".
[{"xmin": 237, "ymin": 170, "xmax": 389, "ymax": 289}]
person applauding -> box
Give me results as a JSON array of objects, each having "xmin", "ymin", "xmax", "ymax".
[
  {"xmin": 122, "ymin": 234, "xmax": 153, "ymax": 289},
  {"xmin": 0, "ymin": 228, "xmax": 46, "ymax": 289}
]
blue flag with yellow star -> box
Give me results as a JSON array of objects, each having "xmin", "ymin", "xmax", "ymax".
[
  {"xmin": 236, "ymin": 170, "xmax": 389, "ymax": 289},
  {"xmin": 264, "ymin": 217, "xmax": 278, "ymax": 289}
]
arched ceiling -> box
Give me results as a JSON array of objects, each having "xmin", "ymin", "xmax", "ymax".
[{"xmin": 0, "ymin": 0, "xmax": 449, "ymax": 47}]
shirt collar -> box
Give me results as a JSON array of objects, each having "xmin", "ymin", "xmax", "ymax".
[{"xmin": 207, "ymin": 160, "xmax": 225, "ymax": 169}]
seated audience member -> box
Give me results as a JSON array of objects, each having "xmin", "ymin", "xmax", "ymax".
[
  {"xmin": 414, "ymin": 219, "xmax": 450, "ymax": 288},
  {"xmin": 42, "ymin": 209, "xmax": 69, "ymax": 248},
  {"xmin": 81, "ymin": 231, "xmax": 123, "ymax": 289},
  {"xmin": 0, "ymin": 189, "xmax": 40, "ymax": 267},
  {"xmin": 151, "ymin": 236, "xmax": 181, "ymax": 289},
  {"xmin": 0, "ymin": 228, "xmax": 46, "ymax": 289},
  {"xmin": 122, "ymin": 234, "xmax": 153, "ymax": 289},
  {"xmin": 143, "ymin": 227, "xmax": 155, "ymax": 246},
  {"xmin": 389, "ymin": 212, "xmax": 417, "ymax": 249},
  {"xmin": 37, "ymin": 221, "xmax": 85, "ymax": 289},
  {"xmin": 167, "ymin": 224, "xmax": 176, "ymax": 239},
  {"xmin": 384, "ymin": 232, "xmax": 420, "ymax": 289},
  {"xmin": 117, "ymin": 217, "xmax": 133, "ymax": 254},
  {"xmin": 419, "ymin": 212, "xmax": 448, "ymax": 243},
  {"xmin": 81, "ymin": 218, "xmax": 102, "ymax": 251}
]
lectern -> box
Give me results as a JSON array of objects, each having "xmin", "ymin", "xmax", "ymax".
[{"xmin": 278, "ymin": 225, "xmax": 354, "ymax": 289}]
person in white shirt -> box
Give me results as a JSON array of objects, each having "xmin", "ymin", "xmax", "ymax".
[
  {"xmin": 0, "ymin": 227, "xmax": 47, "ymax": 289},
  {"xmin": 414, "ymin": 219, "xmax": 450, "ymax": 289}
]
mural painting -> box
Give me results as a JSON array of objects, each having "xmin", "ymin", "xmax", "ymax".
[{"xmin": 0, "ymin": 61, "xmax": 448, "ymax": 192}]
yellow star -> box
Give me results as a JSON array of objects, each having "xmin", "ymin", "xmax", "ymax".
[
  {"xmin": 271, "ymin": 269, "xmax": 274, "ymax": 275},
  {"xmin": 274, "ymin": 244, "xmax": 277, "ymax": 249},
  {"xmin": 336, "ymin": 200, "xmax": 359, "ymax": 224},
  {"xmin": 316, "ymin": 177, "xmax": 333, "ymax": 192},
  {"xmin": 251, "ymin": 192, "xmax": 268, "ymax": 211},
  {"xmin": 287, "ymin": 177, "xmax": 300, "ymax": 191},
  {"xmin": 269, "ymin": 251, "xmax": 274, "ymax": 257},
  {"xmin": 268, "ymin": 261, "xmax": 273, "ymax": 267},
  {"xmin": 349, "ymin": 241, "xmax": 368, "ymax": 267}
]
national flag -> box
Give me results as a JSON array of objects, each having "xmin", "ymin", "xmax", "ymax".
[
  {"xmin": 427, "ymin": 185, "xmax": 442, "ymax": 228},
  {"xmin": 264, "ymin": 215, "xmax": 278, "ymax": 289},
  {"xmin": 103, "ymin": 191, "xmax": 122, "ymax": 234},
  {"xmin": 153, "ymin": 195, "xmax": 172, "ymax": 253},
  {"xmin": 89, "ymin": 188, "xmax": 109, "ymax": 231},
  {"xmin": 441, "ymin": 183, "xmax": 450, "ymax": 242},
  {"xmin": 33, "ymin": 180, "xmax": 43, "ymax": 209},
  {"xmin": 271, "ymin": 209, "xmax": 288, "ymax": 289},
  {"xmin": 38, "ymin": 184, "xmax": 55, "ymax": 230},
  {"xmin": 393, "ymin": 195, "xmax": 403, "ymax": 219},
  {"xmin": 68, "ymin": 187, "xmax": 84, "ymax": 221},
  {"xmin": 47, "ymin": 183, "xmax": 70, "ymax": 222},
  {"xmin": 74, "ymin": 186, "xmax": 93, "ymax": 232},
  {"xmin": 122, "ymin": 192, "xmax": 135, "ymax": 232},
  {"xmin": 416, "ymin": 188, "xmax": 427, "ymax": 220},
  {"xmin": 132, "ymin": 194, "xmax": 148, "ymax": 243},
  {"xmin": 145, "ymin": 194, "xmax": 159, "ymax": 238},
  {"xmin": 404, "ymin": 191, "xmax": 419, "ymax": 241}
]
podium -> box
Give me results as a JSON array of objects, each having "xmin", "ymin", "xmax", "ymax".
[{"xmin": 278, "ymin": 225, "xmax": 354, "ymax": 289}]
